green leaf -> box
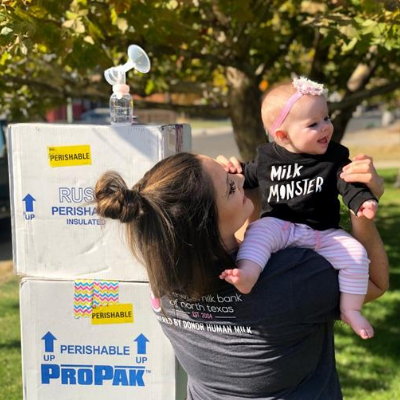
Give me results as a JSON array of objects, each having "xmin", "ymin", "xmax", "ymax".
[
  {"xmin": 360, "ymin": 19, "xmax": 379, "ymax": 35},
  {"xmin": 338, "ymin": 25, "xmax": 358, "ymax": 39},
  {"xmin": 65, "ymin": 11, "xmax": 79, "ymax": 20},
  {"xmin": 87, "ymin": 21, "xmax": 105, "ymax": 40},
  {"xmin": 341, "ymin": 37, "xmax": 358, "ymax": 53},
  {"xmin": 361, "ymin": 0, "xmax": 383, "ymax": 13},
  {"xmin": 145, "ymin": 79, "xmax": 155, "ymax": 95}
]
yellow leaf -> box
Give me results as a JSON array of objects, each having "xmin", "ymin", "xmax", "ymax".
[
  {"xmin": 84, "ymin": 35, "xmax": 94, "ymax": 45},
  {"xmin": 1, "ymin": 27, "xmax": 13, "ymax": 35},
  {"xmin": 62, "ymin": 20, "xmax": 75, "ymax": 29},
  {"xmin": 66, "ymin": 11, "xmax": 78, "ymax": 20},
  {"xmin": 110, "ymin": 8, "xmax": 118, "ymax": 25},
  {"xmin": 300, "ymin": 1, "xmax": 326, "ymax": 13},
  {"xmin": 166, "ymin": 0, "xmax": 179, "ymax": 10},
  {"xmin": 341, "ymin": 37, "xmax": 358, "ymax": 53},
  {"xmin": 78, "ymin": 9, "xmax": 89, "ymax": 17},
  {"xmin": 213, "ymin": 71, "xmax": 227, "ymax": 88},
  {"xmin": 116, "ymin": 18, "xmax": 128, "ymax": 33},
  {"xmin": 20, "ymin": 42, "xmax": 27, "ymax": 55},
  {"xmin": 35, "ymin": 43, "xmax": 48, "ymax": 52},
  {"xmin": 75, "ymin": 19, "xmax": 86, "ymax": 34},
  {"xmin": 338, "ymin": 25, "xmax": 358, "ymax": 38},
  {"xmin": 0, "ymin": 51, "xmax": 10, "ymax": 66}
]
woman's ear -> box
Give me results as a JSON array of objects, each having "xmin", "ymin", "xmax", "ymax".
[{"xmin": 275, "ymin": 129, "xmax": 290, "ymax": 144}]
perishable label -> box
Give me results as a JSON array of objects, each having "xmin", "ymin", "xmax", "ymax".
[
  {"xmin": 48, "ymin": 145, "xmax": 92, "ymax": 167},
  {"xmin": 92, "ymin": 304, "xmax": 133, "ymax": 325}
]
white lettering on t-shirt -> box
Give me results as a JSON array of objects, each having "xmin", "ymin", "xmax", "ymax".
[
  {"xmin": 271, "ymin": 163, "xmax": 304, "ymax": 181},
  {"xmin": 268, "ymin": 164, "xmax": 324, "ymax": 203}
]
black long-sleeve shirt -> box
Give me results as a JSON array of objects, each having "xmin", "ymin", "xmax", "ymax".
[{"xmin": 242, "ymin": 141, "xmax": 377, "ymax": 230}]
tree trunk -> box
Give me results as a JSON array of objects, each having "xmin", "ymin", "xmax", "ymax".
[
  {"xmin": 226, "ymin": 67, "xmax": 266, "ymax": 161},
  {"xmin": 331, "ymin": 105, "xmax": 358, "ymax": 143},
  {"xmin": 395, "ymin": 169, "xmax": 400, "ymax": 188}
]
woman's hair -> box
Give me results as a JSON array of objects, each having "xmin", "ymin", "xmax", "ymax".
[{"xmin": 95, "ymin": 152, "xmax": 234, "ymax": 300}]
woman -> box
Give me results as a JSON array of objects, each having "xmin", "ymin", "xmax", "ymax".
[{"xmin": 95, "ymin": 153, "xmax": 388, "ymax": 400}]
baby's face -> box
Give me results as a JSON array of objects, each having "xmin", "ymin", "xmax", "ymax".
[{"xmin": 282, "ymin": 95, "xmax": 333, "ymax": 155}]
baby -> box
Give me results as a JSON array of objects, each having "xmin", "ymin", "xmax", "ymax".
[{"xmin": 219, "ymin": 77, "xmax": 378, "ymax": 340}]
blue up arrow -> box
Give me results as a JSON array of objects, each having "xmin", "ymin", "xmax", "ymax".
[
  {"xmin": 23, "ymin": 194, "xmax": 36, "ymax": 212},
  {"xmin": 134, "ymin": 334, "xmax": 149, "ymax": 355},
  {"xmin": 42, "ymin": 331, "xmax": 57, "ymax": 353}
]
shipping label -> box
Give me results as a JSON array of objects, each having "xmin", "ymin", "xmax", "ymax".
[
  {"xmin": 48, "ymin": 145, "xmax": 92, "ymax": 167},
  {"xmin": 92, "ymin": 304, "xmax": 134, "ymax": 325}
]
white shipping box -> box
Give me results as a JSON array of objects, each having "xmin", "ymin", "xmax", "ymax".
[
  {"xmin": 20, "ymin": 278, "xmax": 187, "ymax": 400},
  {"xmin": 8, "ymin": 123, "xmax": 191, "ymax": 280}
]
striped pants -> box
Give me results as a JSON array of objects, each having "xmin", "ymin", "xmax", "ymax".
[{"xmin": 237, "ymin": 217, "xmax": 369, "ymax": 295}]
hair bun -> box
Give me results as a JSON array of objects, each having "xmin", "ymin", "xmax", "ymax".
[
  {"xmin": 95, "ymin": 171, "xmax": 145, "ymax": 223},
  {"xmin": 121, "ymin": 187, "xmax": 137, "ymax": 204},
  {"xmin": 118, "ymin": 187, "xmax": 144, "ymax": 223}
]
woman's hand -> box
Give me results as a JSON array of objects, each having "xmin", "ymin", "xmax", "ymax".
[
  {"xmin": 340, "ymin": 154, "xmax": 384, "ymax": 199},
  {"xmin": 216, "ymin": 155, "xmax": 243, "ymax": 174}
]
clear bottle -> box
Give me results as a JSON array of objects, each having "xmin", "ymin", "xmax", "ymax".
[{"xmin": 109, "ymin": 84, "xmax": 133, "ymax": 126}]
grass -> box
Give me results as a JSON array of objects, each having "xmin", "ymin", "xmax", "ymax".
[
  {"xmin": 179, "ymin": 118, "xmax": 231, "ymax": 130},
  {"xmin": 0, "ymin": 170, "xmax": 399, "ymax": 400},
  {"xmin": 335, "ymin": 168, "xmax": 400, "ymax": 400},
  {"xmin": 0, "ymin": 266, "xmax": 22, "ymax": 400}
]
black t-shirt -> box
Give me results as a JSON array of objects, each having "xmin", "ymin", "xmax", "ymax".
[
  {"xmin": 242, "ymin": 141, "xmax": 376, "ymax": 230},
  {"xmin": 154, "ymin": 248, "xmax": 343, "ymax": 399}
]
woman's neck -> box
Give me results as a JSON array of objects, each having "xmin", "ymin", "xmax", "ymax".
[{"xmin": 222, "ymin": 235, "xmax": 240, "ymax": 253}]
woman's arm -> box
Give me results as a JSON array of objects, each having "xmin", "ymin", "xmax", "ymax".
[
  {"xmin": 350, "ymin": 214, "xmax": 389, "ymax": 302},
  {"xmin": 342, "ymin": 154, "xmax": 389, "ymax": 302}
]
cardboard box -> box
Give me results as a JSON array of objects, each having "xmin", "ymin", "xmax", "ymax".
[
  {"xmin": 8, "ymin": 123, "xmax": 191, "ymax": 280},
  {"xmin": 20, "ymin": 278, "xmax": 187, "ymax": 400}
]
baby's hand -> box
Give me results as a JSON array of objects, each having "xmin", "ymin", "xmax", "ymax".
[
  {"xmin": 216, "ymin": 155, "xmax": 242, "ymax": 174},
  {"xmin": 357, "ymin": 200, "xmax": 378, "ymax": 219}
]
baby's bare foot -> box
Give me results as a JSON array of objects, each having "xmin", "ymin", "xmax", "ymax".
[
  {"xmin": 341, "ymin": 310, "xmax": 374, "ymax": 339},
  {"xmin": 219, "ymin": 266, "xmax": 260, "ymax": 294}
]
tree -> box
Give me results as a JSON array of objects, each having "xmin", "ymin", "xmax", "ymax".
[{"xmin": 1, "ymin": 0, "xmax": 400, "ymax": 160}]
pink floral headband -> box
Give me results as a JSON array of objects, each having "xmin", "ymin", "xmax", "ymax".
[{"xmin": 270, "ymin": 77, "xmax": 325, "ymax": 135}]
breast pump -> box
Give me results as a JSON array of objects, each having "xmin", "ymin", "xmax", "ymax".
[{"xmin": 104, "ymin": 45, "xmax": 151, "ymax": 125}]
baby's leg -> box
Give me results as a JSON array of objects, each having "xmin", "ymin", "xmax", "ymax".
[
  {"xmin": 221, "ymin": 218, "xmax": 290, "ymax": 293},
  {"xmin": 340, "ymin": 293, "xmax": 374, "ymax": 339},
  {"xmin": 219, "ymin": 260, "xmax": 262, "ymax": 294},
  {"xmin": 315, "ymin": 229, "xmax": 373, "ymax": 339}
]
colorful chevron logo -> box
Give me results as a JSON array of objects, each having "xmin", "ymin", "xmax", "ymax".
[
  {"xmin": 74, "ymin": 280, "xmax": 94, "ymax": 319},
  {"xmin": 74, "ymin": 280, "xmax": 119, "ymax": 319},
  {"xmin": 93, "ymin": 281, "xmax": 119, "ymax": 307}
]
